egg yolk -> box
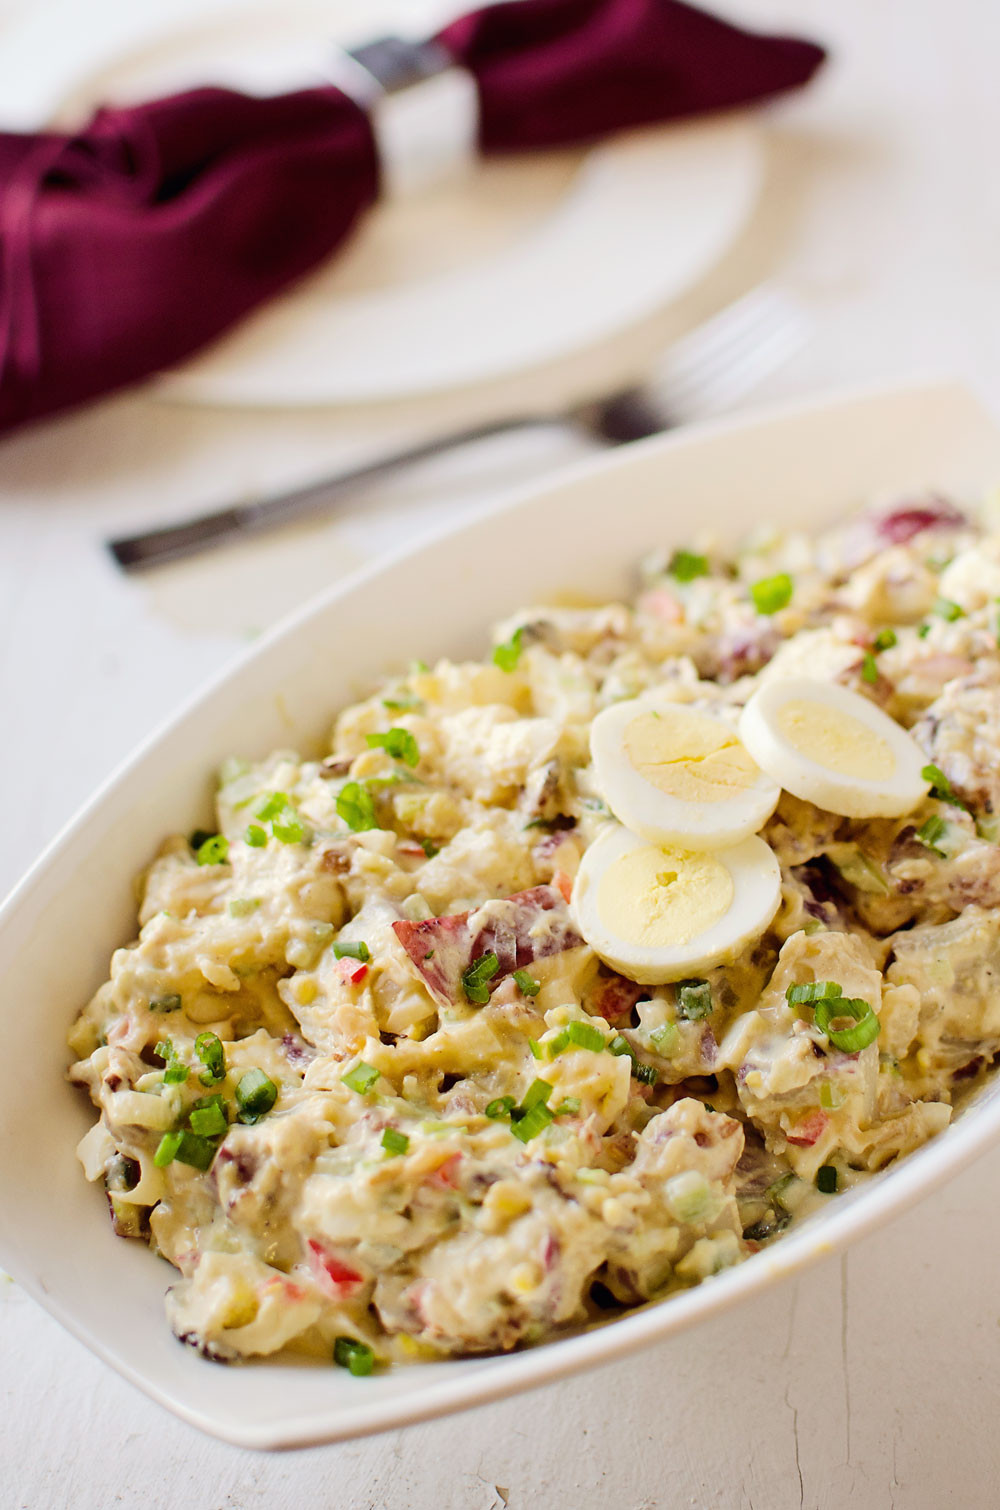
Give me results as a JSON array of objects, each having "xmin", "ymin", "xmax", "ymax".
[
  {"xmin": 596, "ymin": 844, "xmax": 734, "ymax": 948},
  {"xmin": 623, "ymin": 708, "xmax": 761, "ymax": 804},
  {"xmin": 776, "ymin": 700, "xmax": 894, "ymax": 780}
]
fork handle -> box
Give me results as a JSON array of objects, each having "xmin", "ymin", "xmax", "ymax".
[{"xmin": 108, "ymin": 412, "xmax": 561, "ymax": 571}]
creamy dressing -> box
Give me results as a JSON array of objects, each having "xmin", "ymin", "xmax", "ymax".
[{"xmin": 68, "ymin": 493, "xmax": 1000, "ymax": 1368}]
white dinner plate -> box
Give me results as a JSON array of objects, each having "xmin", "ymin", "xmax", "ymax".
[
  {"xmin": 0, "ymin": 0, "xmax": 762, "ymax": 404},
  {"xmin": 2, "ymin": 381, "xmax": 1000, "ymax": 1449}
]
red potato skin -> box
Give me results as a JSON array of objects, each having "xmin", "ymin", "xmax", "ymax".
[{"xmin": 392, "ymin": 885, "xmax": 582, "ymax": 1005}]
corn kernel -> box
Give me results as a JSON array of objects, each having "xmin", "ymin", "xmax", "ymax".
[
  {"xmin": 507, "ymin": 1262, "xmax": 542, "ymax": 1296},
  {"xmin": 221, "ymin": 1282, "xmax": 259, "ymax": 1330},
  {"xmin": 293, "ymin": 976, "xmax": 318, "ymax": 1005},
  {"xmin": 484, "ymin": 1180, "xmax": 532, "ymax": 1221}
]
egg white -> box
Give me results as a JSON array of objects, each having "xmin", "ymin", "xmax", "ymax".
[
  {"xmin": 572, "ymin": 823, "xmax": 782, "ymax": 984},
  {"xmin": 590, "ymin": 697, "xmax": 781, "ymax": 850},
  {"xmin": 738, "ymin": 676, "xmax": 929, "ymax": 819}
]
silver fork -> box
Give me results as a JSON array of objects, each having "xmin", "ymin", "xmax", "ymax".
[{"xmin": 109, "ymin": 285, "xmax": 808, "ymax": 572}]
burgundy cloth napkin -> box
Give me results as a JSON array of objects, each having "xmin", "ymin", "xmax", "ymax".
[{"xmin": 0, "ymin": 0, "xmax": 824, "ymax": 437}]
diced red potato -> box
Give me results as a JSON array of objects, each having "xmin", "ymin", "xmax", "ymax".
[
  {"xmin": 392, "ymin": 884, "xmax": 582, "ymax": 1006},
  {"xmin": 638, "ymin": 588, "xmax": 685, "ymax": 623},
  {"xmin": 785, "ymin": 1109, "xmax": 829, "ymax": 1147},
  {"xmin": 871, "ymin": 499, "xmax": 967, "ymax": 545},
  {"xmin": 586, "ymin": 970, "xmax": 645, "ymax": 1025}
]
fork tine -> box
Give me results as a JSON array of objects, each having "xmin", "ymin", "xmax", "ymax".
[
  {"xmin": 658, "ymin": 286, "xmax": 791, "ymax": 375},
  {"xmin": 663, "ymin": 322, "xmax": 806, "ymax": 418},
  {"xmin": 652, "ymin": 290, "xmax": 808, "ymax": 418},
  {"xmin": 659, "ymin": 287, "xmax": 806, "ymax": 390}
]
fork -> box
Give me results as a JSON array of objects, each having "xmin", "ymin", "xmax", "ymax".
[{"xmin": 109, "ymin": 285, "xmax": 808, "ymax": 572}]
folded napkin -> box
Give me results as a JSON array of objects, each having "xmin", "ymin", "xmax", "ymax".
[{"xmin": 0, "ymin": 0, "xmax": 824, "ymax": 437}]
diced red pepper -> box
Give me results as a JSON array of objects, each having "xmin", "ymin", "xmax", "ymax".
[
  {"xmin": 786, "ymin": 1109, "xmax": 829, "ymax": 1147},
  {"xmin": 427, "ymin": 1152, "xmax": 462, "ymax": 1189},
  {"xmin": 552, "ymin": 870, "xmax": 573, "ymax": 904},
  {"xmin": 392, "ymin": 884, "xmax": 581, "ymax": 1006},
  {"xmin": 336, "ymin": 958, "xmax": 369, "ymax": 986},
  {"xmin": 306, "ymin": 1239, "xmax": 363, "ymax": 1295}
]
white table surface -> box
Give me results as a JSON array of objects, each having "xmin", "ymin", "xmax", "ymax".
[{"xmin": 4, "ymin": 1, "xmax": 1000, "ymax": 1505}]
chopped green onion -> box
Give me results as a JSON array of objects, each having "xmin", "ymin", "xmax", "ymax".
[
  {"xmin": 814, "ymin": 996, "xmax": 880, "ymax": 1052},
  {"xmin": 787, "ymin": 981, "xmax": 842, "ymax": 1006},
  {"xmin": 816, "ymin": 1164, "xmax": 838, "ymax": 1194},
  {"xmin": 976, "ymin": 813, "xmax": 1000, "ymax": 845},
  {"xmin": 512, "ymin": 968, "xmax": 540, "ymax": 997},
  {"xmin": 228, "ymin": 897, "xmax": 261, "ymax": 918},
  {"xmin": 873, "ymin": 627, "xmax": 898, "ymax": 652},
  {"xmin": 527, "ymin": 1038, "xmax": 544, "ymax": 1060},
  {"xmin": 861, "ymin": 650, "xmax": 878, "ymax": 684},
  {"xmin": 933, "ymin": 597, "xmax": 963, "ymax": 622},
  {"xmin": 189, "ymin": 1101, "xmax": 228, "ymax": 1137},
  {"xmin": 336, "ymin": 781, "xmax": 378, "ymax": 832},
  {"xmin": 244, "ymin": 823, "xmax": 267, "ymax": 847},
  {"xmin": 554, "ymin": 1096, "xmax": 581, "ymax": 1116},
  {"xmin": 917, "ymin": 622, "xmax": 932, "ymax": 639},
  {"xmin": 195, "ymin": 834, "xmax": 229, "ymax": 867},
  {"xmin": 510, "ymin": 1102, "xmax": 554, "ymax": 1143},
  {"xmin": 485, "ymin": 1096, "xmax": 516, "ymax": 1119},
  {"xmin": 916, "ymin": 814, "xmax": 948, "ymax": 856},
  {"xmin": 633, "ymin": 1061, "xmax": 659, "ymax": 1086},
  {"xmin": 668, "ymin": 549, "xmax": 709, "ymax": 582},
  {"xmin": 254, "ymin": 791, "xmax": 291, "ymax": 821},
  {"xmin": 461, "ymin": 951, "xmax": 500, "ymax": 1005},
  {"xmin": 342, "ymin": 1061, "xmax": 380, "ymax": 1095},
  {"xmin": 334, "ymin": 940, "xmax": 370, "ymax": 962},
  {"xmin": 173, "ymin": 1131, "xmax": 219, "ymax": 1172},
  {"xmin": 333, "ymin": 1337, "xmax": 375, "ymax": 1376},
  {"xmin": 381, "ymin": 1127, "xmax": 409, "ymax": 1157},
  {"xmin": 521, "ymin": 1078, "xmax": 553, "ymax": 1112},
  {"xmin": 382, "ymin": 693, "xmax": 423, "ymax": 713},
  {"xmin": 921, "ymin": 763, "xmax": 967, "ymax": 810},
  {"xmin": 194, "ymin": 1032, "xmax": 226, "ymax": 1086},
  {"xmin": 492, "ymin": 626, "xmax": 524, "ymax": 673},
  {"xmin": 148, "ymin": 993, "xmax": 181, "ymax": 1014},
  {"xmin": 272, "ymin": 812, "xmax": 305, "ymax": 845},
  {"xmin": 235, "ymin": 1068, "xmax": 278, "ymax": 1123},
  {"xmin": 190, "ymin": 828, "xmax": 214, "ymax": 852},
  {"xmin": 153, "ymin": 1131, "xmax": 183, "ymax": 1168},
  {"xmin": 558, "ymin": 1020, "xmax": 607, "ymax": 1057},
  {"xmin": 819, "ymin": 1082, "xmax": 844, "ymax": 1110},
  {"xmin": 155, "ymin": 1038, "xmax": 189, "ymax": 1085},
  {"xmin": 366, "ymin": 728, "xmax": 420, "ymax": 768},
  {"xmin": 750, "ymin": 572, "xmax": 793, "ymax": 615},
  {"xmin": 419, "ymin": 839, "xmax": 439, "ymax": 858},
  {"xmin": 650, "ymin": 1022, "xmax": 679, "ymax": 1055},
  {"xmin": 676, "ymin": 979, "xmax": 713, "ymax": 1020},
  {"xmin": 608, "ymin": 1034, "xmax": 632, "ymax": 1057},
  {"xmin": 768, "ymin": 1172, "xmax": 798, "ymax": 1212}
]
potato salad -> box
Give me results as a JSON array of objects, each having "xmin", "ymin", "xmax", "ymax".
[{"xmin": 69, "ymin": 493, "xmax": 1000, "ymax": 1371}]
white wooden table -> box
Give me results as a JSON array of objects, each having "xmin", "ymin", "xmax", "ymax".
[{"xmin": 4, "ymin": 2, "xmax": 1000, "ymax": 1504}]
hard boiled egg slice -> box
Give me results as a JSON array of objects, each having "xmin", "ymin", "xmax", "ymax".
[
  {"xmin": 572, "ymin": 824, "xmax": 781, "ymax": 984},
  {"xmin": 590, "ymin": 698, "xmax": 781, "ymax": 849},
  {"xmin": 738, "ymin": 676, "xmax": 928, "ymax": 819}
]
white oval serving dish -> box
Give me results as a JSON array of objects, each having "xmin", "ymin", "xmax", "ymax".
[{"xmin": 3, "ymin": 380, "xmax": 1000, "ymax": 1450}]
